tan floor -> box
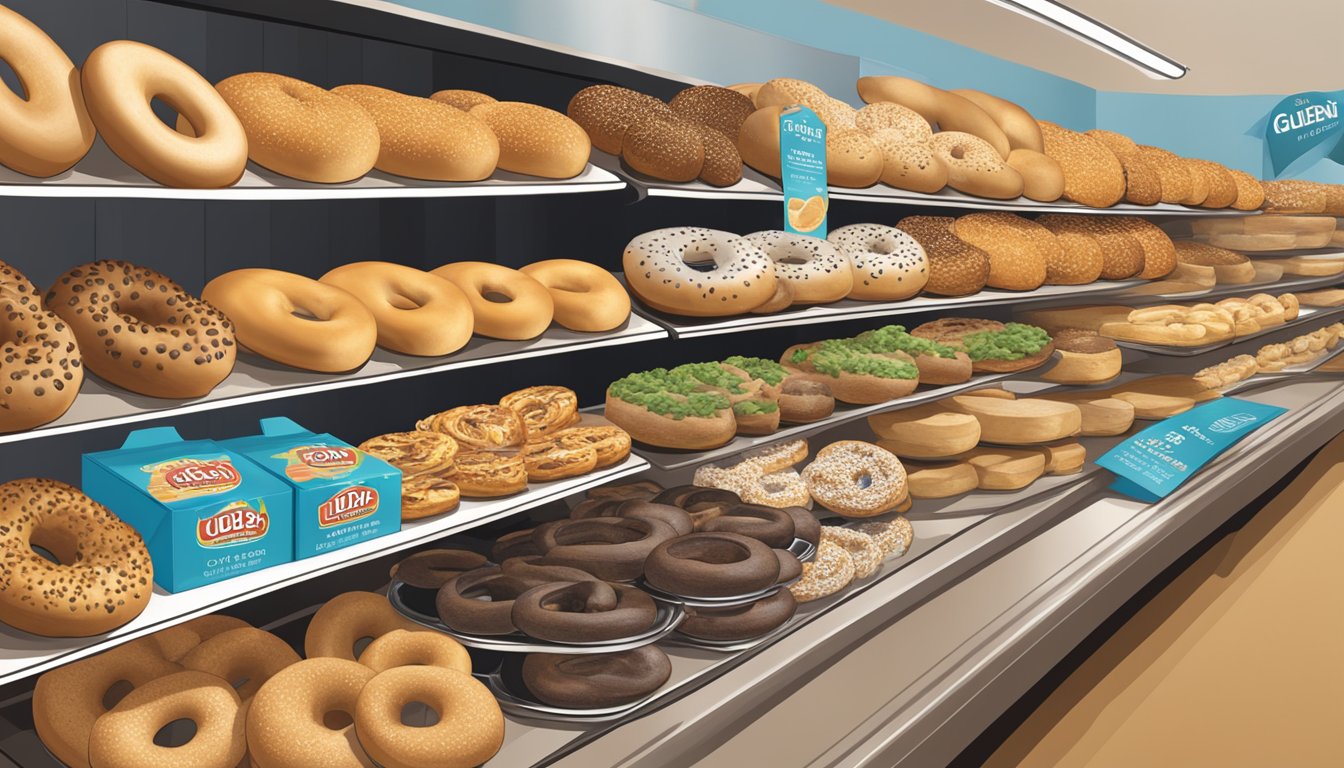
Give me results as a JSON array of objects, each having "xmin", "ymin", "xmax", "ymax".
[{"xmin": 987, "ymin": 431, "xmax": 1344, "ymax": 768}]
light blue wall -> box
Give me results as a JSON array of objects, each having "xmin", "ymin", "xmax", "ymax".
[{"xmin": 388, "ymin": 0, "xmax": 1337, "ymax": 181}]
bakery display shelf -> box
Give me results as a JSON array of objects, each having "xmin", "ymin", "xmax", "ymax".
[
  {"xmin": 1081, "ymin": 270, "xmax": 1342, "ymax": 305},
  {"xmin": 0, "ymin": 454, "xmax": 647, "ymax": 689},
  {"xmin": 1110, "ymin": 303, "xmax": 1344, "ymax": 357},
  {"xmin": 0, "ymin": 316, "xmax": 667, "ymax": 447},
  {"xmin": 622, "ymin": 275, "xmax": 1145, "ymax": 339},
  {"xmin": 616, "ymin": 370, "xmax": 1017, "ymax": 473},
  {"xmin": 590, "ymin": 149, "xmax": 1256, "ymax": 217},
  {"xmin": 0, "ymin": 142, "xmax": 625, "ymax": 201}
]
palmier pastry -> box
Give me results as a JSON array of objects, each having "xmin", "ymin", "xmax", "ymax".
[
  {"xmin": 500, "ymin": 385, "xmax": 579, "ymax": 441},
  {"xmin": 511, "ymin": 581, "xmax": 658, "ymax": 642},
  {"xmin": 417, "ymin": 404, "xmax": 527, "ymax": 450},
  {"xmin": 533, "ymin": 517, "xmax": 679, "ymax": 581},
  {"xmin": 520, "ymin": 439, "xmax": 598, "ymax": 482},
  {"xmin": 357, "ymin": 431, "xmax": 459, "ymax": 475},
  {"xmin": 450, "ymin": 452, "xmax": 528, "ymax": 497},
  {"xmin": 552, "ymin": 426, "xmax": 632, "ymax": 468},
  {"xmin": 401, "ymin": 474, "xmax": 462, "ymax": 519}
]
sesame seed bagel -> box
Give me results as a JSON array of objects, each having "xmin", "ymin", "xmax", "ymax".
[
  {"xmin": 827, "ymin": 223, "xmax": 929, "ymax": 300},
  {"xmin": 856, "ymin": 76, "xmax": 1011, "ymax": 158},
  {"xmin": 0, "ymin": 4, "xmax": 95, "ymax": 177},
  {"xmin": 567, "ymin": 84, "xmax": 673, "ymax": 155},
  {"xmin": 47, "ymin": 260, "xmax": 237, "ymax": 398},
  {"xmin": 199, "ymin": 72, "xmax": 379, "ymax": 183},
  {"xmin": 802, "ymin": 441, "xmax": 908, "ymax": 519},
  {"xmin": 622, "ymin": 114, "xmax": 704, "ymax": 182},
  {"xmin": 623, "ymin": 227, "xmax": 778, "ymax": 317},
  {"xmin": 0, "ymin": 478, "xmax": 153, "ymax": 637},
  {"xmin": 930, "ymin": 132, "xmax": 1024, "ymax": 199},
  {"xmin": 741, "ymin": 230, "xmax": 853, "ymax": 304},
  {"xmin": 89, "ymin": 670, "xmax": 245, "ymax": 768},
  {"xmin": 855, "ymin": 102, "xmax": 932, "ymax": 143},
  {"xmin": 0, "ymin": 261, "xmax": 82, "ymax": 432},
  {"xmin": 896, "ymin": 215, "xmax": 991, "ymax": 296},
  {"xmin": 468, "ymin": 101, "xmax": 591, "ymax": 179},
  {"xmin": 332, "ymin": 84, "xmax": 499, "ymax": 181},
  {"xmin": 870, "ymin": 129, "xmax": 947, "ymax": 193},
  {"xmin": 669, "ymin": 84, "xmax": 756, "ymax": 142}
]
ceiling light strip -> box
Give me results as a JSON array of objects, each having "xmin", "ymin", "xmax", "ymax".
[{"xmin": 986, "ymin": 0, "xmax": 1187, "ymax": 80}]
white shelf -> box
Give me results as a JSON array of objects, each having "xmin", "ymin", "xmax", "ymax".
[
  {"xmin": 0, "ymin": 454, "xmax": 648, "ymax": 688},
  {"xmin": 0, "ymin": 141, "xmax": 625, "ymax": 201},
  {"xmin": 0, "ymin": 316, "xmax": 667, "ymax": 445}
]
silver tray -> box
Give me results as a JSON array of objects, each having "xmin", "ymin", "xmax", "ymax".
[
  {"xmin": 634, "ymin": 578, "xmax": 786, "ymax": 608},
  {"xmin": 388, "ymin": 579, "xmax": 684, "ymax": 654},
  {"xmin": 788, "ymin": 537, "xmax": 817, "ymax": 562},
  {"xmin": 664, "ymin": 610, "xmax": 798, "ymax": 653},
  {"xmin": 475, "ymin": 654, "xmax": 665, "ymax": 723}
]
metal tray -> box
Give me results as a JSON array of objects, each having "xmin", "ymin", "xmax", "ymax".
[
  {"xmin": 634, "ymin": 578, "xmax": 787, "ymax": 609},
  {"xmin": 475, "ymin": 652, "xmax": 667, "ymax": 723},
  {"xmin": 388, "ymin": 579, "xmax": 684, "ymax": 654}
]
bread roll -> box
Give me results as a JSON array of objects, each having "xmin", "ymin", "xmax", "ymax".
[
  {"xmin": 950, "ymin": 89, "xmax": 1043, "ymax": 152},
  {"xmin": 1037, "ymin": 121, "xmax": 1125, "ymax": 208},
  {"xmin": 430, "ymin": 89, "xmax": 496, "ymax": 111},
  {"xmin": 670, "ymin": 85, "xmax": 755, "ymax": 142},
  {"xmin": 468, "ymin": 101, "xmax": 590, "ymax": 179},
  {"xmin": 949, "ymin": 212, "xmax": 1047, "ymax": 291},
  {"xmin": 1006, "ymin": 149, "xmax": 1064, "ymax": 202},
  {"xmin": 332, "ymin": 85, "xmax": 498, "ymax": 181},
  {"xmin": 567, "ymin": 84, "xmax": 672, "ymax": 154},
  {"xmin": 930, "ymin": 132, "xmax": 1023, "ymax": 199},
  {"xmin": 856, "ymin": 76, "xmax": 1010, "ymax": 158}
]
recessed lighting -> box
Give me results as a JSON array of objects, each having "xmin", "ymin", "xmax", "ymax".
[{"xmin": 986, "ymin": 0, "xmax": 1187, "ymax": 80}]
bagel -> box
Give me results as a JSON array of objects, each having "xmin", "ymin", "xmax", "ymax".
[
  {"xmin": 429, "ymin": 89, "xmax": 496, "ymax": 111},
  {"xmin": 566, "ymin": 84, "xmax": 673, "ymax": 155},
  {"xmin": 320, "ymin": 261, "xmax": 473, "ymax": 356},
  {"xmin": 147, "ymin": 615, "xmax": 251, "ymax": 662},
  {"xmin": 534, "ymin": 516, "xmax": 680, "ymax": 581},
  {"xmin": 622, "ymin": 227, "xmax": 777, "ymax": 316},
  {"xmin": 950, "ymin": 89, "xmax": 1043, "ymax": 152},
  {"xmin": 332, "ymin": 84, "xmax": 499, "ymax": 181},
  {"xmin": 678, "ymin": 589, "xmax": 797, "ymax": 641},
  {"xmin": 521, "ymin": 646, "xmax": 671, "ymax": 708},
  {"xmin": 202, "ymin": 268, "xmax": 377, "ymax": 372},
  {"xmin": 467, "ymin": 100, "xmax": 590, "ymax": 178},
  {"xmin": 518, "ymin": 258, "xmax": 631, "ymax": 332},
  {"xmin": 303, "ymin": 591, "xmax": 420, "ymax": 661},
  {"xmin": 828, "ymin": 223, "xmax": 929, "ymax": 300},
  {"xmin": 1006, "ymin": 148, "xmax": 1065, "ymax": 202},
  {"xmin": 0, "ymin": 261, "xmax": 82, "ymax": 432},
  {"xmin": 869, "ymin": 128, "xmax": 947, "ymax": 193},
  {"xmin": 359, "ymin": 628, "xmax": 471, "ymax": 675},
  {"xmin": 389, "ymin": 549, "xmax": 484, "ymax": 590},
  {"xmin": 948, "ymin": 213, "xmax": 1047, "ymax": 291},
  {"xmin": 201, "ymin": 72, "xmax": 379, "ymax": 183},
  {"xmin": 741, "ymin": 230, "xmax": 853, "ymax": 304},
  {"xmin": 855, "ymin": 102, "xmax": 932, "ymax": 143},
  {"xmin": 89, "ymin": 670, "xmax": 245, "ymax": 768},
  {"xmin": 0, "ymin": 5, "xmax": 95, "ymax": 176},
  {"xmin": 929, "ymin": 132, "xmax": 1024, "ymax": 199},
  {"xmin": 1037, "ymin": 121, "xmax": 1125, "ymax": 207},
  {"xmin": 437, "ymin": 561, "xmax": 596, "ymax": 635},
  {"xmin": 48, "ymin": 260, "xmax": 236, "ymax": 398},
  {"xmin": 826, "ymin": 129, "xmax": 883, "ymax": 188},
  {"xmin": 856, "ymin": 76, "xmax": 1010, "ymax": 157},
  {"xmin": 896, "ymin": 215, "xmax": 991, "ymax": 296},
  {"xmin": 247, "ymin": 658, "xmax": 375, "ymax": 767},
  {"xmin": 669, "ymin": 84, "xmax": 756, "ymax": 142},
  {"xmin": 180, "ymin": 626, "xmax": 300, "ymax": 701},
  {"xmin": 802, "ymin": 441, "xmax": 908, "ymax": 518},
  {"xmin": 511, "ymin": 580, "xmax": 658, "ymax": 642},
  {"xmin": 354, "ymin": 666, "xmax": 504, "ymax": 768},
  {"xmin": 753, "ymin": 78, "xmax": 858, "ymax": 130},
  {"xmin": 81, "ymin": 41, "xmax": 247, "ymax": 188},
  {"xmin": 0, "ymin": 478, "xmax": 152, "ymax": 637},
  {"xmin": 431, "ymin": 261, "xmax": 554, "ymax": 339},
  {"xmin": 644, "ymin": 531, "xmax": 781, "ymax": 597}
]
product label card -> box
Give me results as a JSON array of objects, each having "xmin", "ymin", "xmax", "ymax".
[
  {"xmin": 779, "ymin": 105, "xmax": 828, "ymax": 236},
  {"xmin": 196, "ymin": 499, "xmax": 270, "ymax": 548},
  {"xmin": 318, "ymin": 485, "xmax": 379, "ymax": 528},
  {"xmin": 142, "ymin": 456, "xmax": 243, "ymax": 502},
  {"xmin": 1097, "ymin": 398, "xmax": 1288, "ymax": 502},
  {"xmin": 1264, "ymin": 90, "xmax": 1344, "ymax": 175},
  {"xmin": 272, "ymin": 443, "xmax": 364, "ymax": 483}
]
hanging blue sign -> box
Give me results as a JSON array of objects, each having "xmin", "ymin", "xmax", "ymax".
[
  {"xmin": 779, "ymin": 105, "xmax": 828, "ymax": 236},
  {"xmin": 1265, "ymin": 90, "xmax": 1344, "ymax": 176}
]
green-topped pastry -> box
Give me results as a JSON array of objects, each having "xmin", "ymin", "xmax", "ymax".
[
  {"xmin": 604, "ymin": 367, "xmax": 736, "ymax": 449},
  {"xmin": 909, "ymin": 318, "xmax": 1055, "ymax": 373}
]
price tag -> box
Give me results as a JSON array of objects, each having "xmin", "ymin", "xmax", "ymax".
[
  {"xmin": 779, "ymin": 105, "xmax": 828, "ymax": 236},
  {"xmin": 1096, "ymin": 398, "xmax": 1287, "ymax": 502}
]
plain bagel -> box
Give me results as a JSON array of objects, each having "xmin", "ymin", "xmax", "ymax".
[
  {"xmin": 856, "ymin": 76, "xmax": 1011, "ymax": 158},
  {"xmin": 622, "ymin": 227, "xmax": 778, "ymax": 317},
  {"xmin": 320, "ymin": 262, "xmax": 474, "ymax": 356},
  {"xmin": 202, "ymin": 268, "xmax": 377, "ymax": 372},
  {"xmin": 431, "ymin": 261, "xmax": 555, "ymax": 340},
  {"xmin": 518, "ymin": 258, "xmax": 631, "ymax": 332},
  {"xmin": 0, "ymin": 5, "xmax": 95, "ymax": 177},
  {"xmin": 468, "ymin": 101, "xmax": 591, "ymax": 179},
  {"xmin": 333, "ymin": 84, "xmax": 499, "ymax": 181}
]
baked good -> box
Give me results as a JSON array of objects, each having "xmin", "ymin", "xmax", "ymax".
[
  {"xmin": 741, "ymin": 230, "xmax": 853, "ymax": 304},
  {"xmin": 753, "ymin": 78, "xmax": 857, "ymax": 128},
  {"xmin": 1036, "ymin": 121, "xmax": 1125, "ymax": 207},
  {"xmin": 1173, "ymin": 241, "xmax": 1256, "ymax": 283},
  {"xmin": 781, "ymin": 338, "xmax": 922, "ymax": 404},
  {"xmin": 550, "ymin": 425, "xmax": 632, "ymax": 469},
  {"xmin": 700, "ymin": 504, "xmax": 798, "ymax": 546},
  {"xmin": 354, "ymin": 666, "xmax": 504, "ymax": 768},
  {"xmin": 868, "ymin": 403, "xmax": 981, "ymax": 459},
  {"xmin": 1194, "ymin": 354, "xmax": 1259, "ymax": 389},
  {"xmin": 572, "ymin": 499, "xmax": 693, "ymax": 536},
  {"xmin": 669, "ymin": 84, "xmax": 755, "ymax": 142},
  {"xmin": 961, "ymin": 446, "xmax": 1047, "ymax": 490},
  {"xmin": 332, "ymin": 84, "xmax": 499, "ymax": 181},
  {"xmin": 1177, "ymin": 158, "xmax": 1210, "ymax": 205},
  {"xmin": 0, "ymin": 261, "xmax": 82, "ymax": 432},
  {"xmin": 429, "ymin": 89, "xmax": 496, "ymax": 111},
  {"xmin": 82, "ymin": 40, "xmax": 246, "ymax": 187},
  {"xmin": 320, "ymin": 262, "xmax": 473, "ymax": 357},
  {"xmin": 623, "ymin": 227, "xmax": 777, "ymax": 316},
  {"xmin": 678, "ymin": 590, "xmax": 796, "ymax": 641},
  {"xmin": 605, "ymin": 365, "xmax": 738, "ymax": 449},
  {"xmin": 534, "ymin": 516, "xmax": 679, "ymax": 581},
  {"xmin": 181, "ymin": 626, "xmax": 300, "ymax": 701},
  {"xmin": 1035, "ymin": 214, "xmax": 1145, "ymax": 280},
  {"xmin": 929, "ymin": 131, "xmax": 1024, "ymax": 199},
  {"xmin": 903, "ymin": 460, "xmax": 981, "ymax": 498},
  {"xmin": 206, "ymin": 72, "xmax": 379, "ymax": 183},
  {"xmin": 802, "ymin": 440, "xmax": 908, "ymax": 518},
  {"xmin": 499, "ymin": 385, "xmax": 578, "ymax": 440},
  {"xmin": 1296, "ymin": 288, "xmax": 1344, "ymax": 307},
  {"xmin": 1265, "ymin": 255, "xmax": 1344, "ymax": 276},
  {"xmin": 959, "ymin": 213, "xmax": 1074, "ymax": 285},
  {"xmin": 358, "ymin": 430, "xmax": 458, "ymax": 475},
  {"xmin": 779, "ymin": 377, "xmax": 835, "ymax": 422},
  {"xmin": 622, "ymin": 114, "xmax": 704, "ymax": 182},
  {"xmin": 1006, "ymin": 148, "xmax": 1065, "ymax": 201},
  {"xmin": 468, "ymin": 100, "xmax": 590, "ymax": 178},
  {"xmin": 949, "ymin": 213, "xmax": 1048, "ymax": 291},
  {"xmin": 566, "ymin": 84, "xmax": 673, "ymax": 154},
  {"xmin": 1191, "ymin": 159, "xmax": 1238, "ymax": 208},
  {"xmin": 0, "ymin": 478, "xmax": 151, "ymax": 636},
  {"xmin": 644, "ymin": 531, "xmax": 781, "ymax": 596},
  {"xmin": 203, "ymin": 268, "xmax": 378, "ymax": 371},
  {"xmin": 89, "ymin": 670, "xmax": 244, "ymax": 768},
  {"xmin": 522, "ymin": 646, "xmax": 672, "ymax": 708},
  {"xmin": 359, "ymin": 628, "xmax": 471, "ymax": 675},
  {"xmin": 0, "ymin": 5, "xmax": 94, "ymax": 176},
  {"xmin": 1227, "ymin": 169, "xmax": 1266, "ymax": 210},
  {"xmin": 304, "ymin": 591, "xmax": 420, "ymax": 661},
  {"xmin": 48, "ymin": 260, "xmax": 237, "ymax": 398},
  {"xmin": 147, "ymin": 615, "xmax": 251, "ymax": 662},
  {"xmin": 951, "ymin": 89, "xmax": 1042, "ymax": 151},
  {"xmin": 826, "ymin": 129, "xmax": 884, "ymax": 187},
  {"xmin": 1032, "ymin": 220, "xmax": 1105, "ymax": 285},
  {"xmin": 1261, "ymin": 180, "xmax": 1326, "ymax": 213},
  {"xmin": 855, "ymin": 76, "xmax": 1010, "ymax": 157},
  {"xmin": 827, "ymin": 223, "xmax": 929, "ymax": 300},
  {"xmin": 855, "ymin": 101, "xmax": 932, "ymax": 141},
  {"xmin": 519, "ymin": 438, "xmax": 598, "ymax": 483},
  {"xmin": 247, "ymin": 658, "xmax": 376, "ymax": 767},
  {"xmin": 431, "ymin": 261, "xmax": 554, "ymax": 339},
  {"xmin": 416, "ymin": 403, "xmax": 526, "ymax": 450},
  {"xmin": 910, "ymin": 318, "xmax": 1055, "ymax": 373},
  {"xmin": 436, "ymin": 564, "xmax": 576, "ymax": 635},
  {"xmin": 511, "ymin": 580, "xmax": 657, "ymax": 642},
  {"xmin": 1040, "ymin": 329, "xmax": 1122, "ymax": 384},
  {"xmin": 820, "ymin": 526, "xmax": 882, "ymax": 579},
  {"xmin": 449, "ymin": 451, "xmax": 528, "ymax": 497},
  {"xmin": 1083, "ymin": 130, "xmax": 1162, "ymax": 205},
  {"xmin": 869, "ymin": 128, "xmax": 948, "ymax": 193},
  {"xmin": 788, "ymin": 539, "xmax": 855, "ymax": 602},
  {"xmin": 1108, "ymin": 216, "xmax": 1177, "ymax": 279},
  {"xmin": 688, "ymin": 121, "xmax": 744, "ymax": 186},
  {"xmin": 896, "ymin": 215, "xmax": 991, "ymax": 296},
  {"xmin": 389, "ymin": 549, "xmax": 484, "ymax": 589},
  {"xmin": 943, "ymin": 395, "xmax": 1082, "ymax": 444}
]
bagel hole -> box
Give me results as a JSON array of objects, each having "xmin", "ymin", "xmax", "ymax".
[
  {"xmin": 290, "ymin": 308, "xmax": 321, "ymax": 321},
  {"xmin": 776, "ymin": 255, "xmax": 811, "ymax": 265},
  {"xmin": 389, "ymin": 293, "xmax": 422, "ymax": 310},
  {"xmin": 682, "ymin": 250, "xmax": 717, "ymax": 273},
  {"xmin": 101, "ymin": 680, "xmax": 135, "ymax": 710},
  {"xmin": 152, "ymin": 718, "xmax": 198, "ymax": 748},
  {"xmin": 665, "ymin": 538, "xmax": 748, "ymax": 565},
  {"xmin": 322, "ymin": 710, "xmax": 354, "ymax": 730},
  {"xmin": 29, "ymin": 526, "xmax": 79, "ymax": 566},
  {"xmin": 857, "ymin": 473, "xmax": 873, "ymax": 489},
  {"xmin": 400, "ymin": 701, "xmax": 441, "ymax": 728},
  {"xmin": 482, "ymin": 290, "xmax": 513, "ymax": 304},
  {"xmin": 351, "ymin": 636, "xmax": 375, "ymax": 660},
  {"xmin": 230, "ymin": 675, "xmax": 251, "ymax": 691},
  {"xmin": 950, "ymin": 146, "xmax": 966, "ymax": 160},
  {"xmin": 0, "ymin": 59, "xmax": 24, "ymax": 101},
  {"xmin": 149, "ymin": 96, "xmax": 183, "ymax": 130}
]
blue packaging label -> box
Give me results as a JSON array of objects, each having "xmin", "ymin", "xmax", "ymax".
[
  {"xmin": 1264, "ymin": 90, "xmax": 1344, "ymax": 175},
  {"xmin": 1097, "ymin": 398, "xmax": 1288, "ymax": 502},
  {"xmin": 779, "ymin": 105, "xmax": 828, "ymax": 236}
]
